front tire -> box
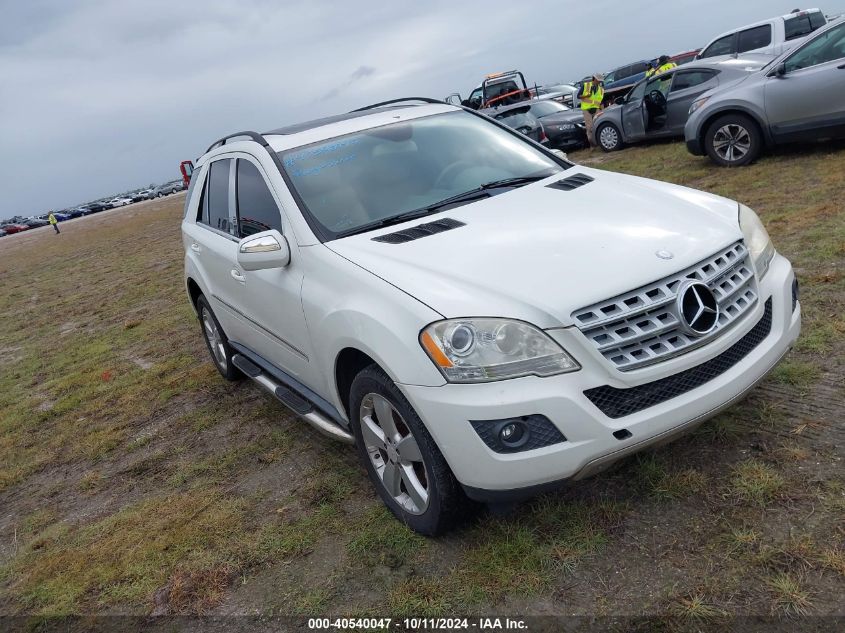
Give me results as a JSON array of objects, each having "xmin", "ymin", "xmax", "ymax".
[
  {"xmin": 196, "ymin": 295, "xmax": 242, "ymax": 381},
  {"xmin": 349, "ymin": 365, "xmax": 470, "ymax": 535},
  {"xmin": 704, "ymin": 113, "xmax": 762, "ymax": 167},
  {"xmin": 597, "ymin": 123, "xmax": 622, "ymax": 152}
]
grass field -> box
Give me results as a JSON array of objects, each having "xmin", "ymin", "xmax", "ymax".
[{"xmin": 1, "ymin": 140, "xmax": 843, "ymax": 623}]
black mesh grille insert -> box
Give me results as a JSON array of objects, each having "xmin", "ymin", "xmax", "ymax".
[
  {"xmin": 371, "ymin": 218, "xmax": 465, "ymax": 243},
  {"xmin": 470, "ymin": 415, "xmax": 566, "ymax": 453},
  {"xmin": 585, "ymin": 298, "xmax": 773, "ymax": 419},
  {"xmin": 546, "ymin": 173, "xmax": 595, "ymax": 191}
]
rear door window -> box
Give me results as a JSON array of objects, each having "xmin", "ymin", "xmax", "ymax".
[
  {"xmin": 738, "ymin": 24, "xmax": 772, "ymax": 52},
  {"xmin": 701, "ymin": 33, "xmax": 735, "ymax": 58},
  {"xmin": 200, "ymin": 158, "xmax": 234, "ymax": 235},
  {"xmin": 236, "ymin": 159, "xmax": 283, "ymax": 237}
]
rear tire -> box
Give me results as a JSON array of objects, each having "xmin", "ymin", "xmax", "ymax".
[
  {"xmin": 196, "ymin": 295, "xmax": 242, "ymax": 381},
  {"xmin": 597, "ymin": 123, "xmax": 622, "ymax": 152},
  {"xmin": 349, "ymin": 365, "xmax": 471, "ymax": 535},
  {"xmin": 704, "ymin": 113, "xmax": 762, "ymax": 167}
]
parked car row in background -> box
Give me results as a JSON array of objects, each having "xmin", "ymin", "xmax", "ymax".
[
  {"xmin": 588, "ymin": 11, "xmax": 845, "ymax": 167},
  {"xmin": 0, "ymin": 180, "xmax": 186, "ymax": 238}
]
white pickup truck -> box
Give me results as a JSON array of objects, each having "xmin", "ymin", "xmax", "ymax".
[{"xmin": 698, "ymin": 8, "xmax": 827, "ymax": 59}]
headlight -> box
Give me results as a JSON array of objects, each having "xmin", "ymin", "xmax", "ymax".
[
  {"xmin": 739, "ymin": 204, "xmax": 775, "ymax": 279},
  {"xmin": 689, "ymin": 96, "xmax": 709, "ymax": 115},
  {"xmin": 420, "ymin": 318, "xmax": 580, "ymax": 383}
]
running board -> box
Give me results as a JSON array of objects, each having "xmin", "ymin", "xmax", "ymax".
[{"xmin": 232, "ymin": 354, "xmax": 354, "ymax": 444}]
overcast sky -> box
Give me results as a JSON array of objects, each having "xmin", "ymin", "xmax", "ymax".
[{"xmin": 1, "ymin": 0, "xmax": 837, "ymax": 220}]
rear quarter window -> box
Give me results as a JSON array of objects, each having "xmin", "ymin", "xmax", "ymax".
[
  {"xmin": 670, "ymin": 70, "xmax": 717, "ymax": 91},
  {"xmin": 183, "ymin": 169, "xmax": 201, "ymax": 217},
  {"xmin": 785, "ymin": 13, "xmax": 825, "ymax": 40}
]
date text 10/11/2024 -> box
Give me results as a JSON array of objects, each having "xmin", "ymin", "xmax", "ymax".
[{"xmin": 307, "ymin": 617, "xmax": 528, "ymax": 630}]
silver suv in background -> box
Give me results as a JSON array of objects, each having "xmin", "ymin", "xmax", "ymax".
[
  {"xmin": 153, "ymin": 180, "xmax": 184, "ymax": 197},
  {"xmin": 686, "ymin": 17, "xmax": 845, "ymax": 166}
]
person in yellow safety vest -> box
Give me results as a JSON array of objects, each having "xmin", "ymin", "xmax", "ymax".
[
  {"xmin": 48, "ymin": 212, "xmax": 60, "ymax": 234},
  {"xmin": 645, "ymin": 61, "xmax": 657, "ymax": 78},
  {"xmin": 655, "ymin": 55, "xmax": 677, "ymax": 75},
  {"xmin": 579, "ymin": 73, "xmax": 604, "ymax": 149}
]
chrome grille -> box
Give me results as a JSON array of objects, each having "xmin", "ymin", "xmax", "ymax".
[{"xmin": 572, "ymin": 241, "xmax": 757, "ymax": 371}]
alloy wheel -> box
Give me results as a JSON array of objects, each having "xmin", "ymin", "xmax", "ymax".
[
  {"xmin": 712, "ymin": 124, "xmax": 751, "ymax": 163},
  {"xmin": 599, "ymin": 125, "xmax": 618, "ymax": 150},
  {"xmin": 201, "ymin": 307, "xmax": 227, "ymax": 369},
  {"xmin": 359, "ymin": 393, "xmax": 430, "ymax": 515}
]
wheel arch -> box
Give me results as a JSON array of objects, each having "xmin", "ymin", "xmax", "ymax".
[
  {"xmin": 186, "ymin": 277, "xmax": 203, "ymax": 313},
  {"xmin": 596, "ymin": 119, "xmax": 623, "ymax": 147},
  {"xmin": 697, "ymin": 106, "xmax": 771, "ymax": 150},
  {"xmin": 334, "ymin": 347, "xmax": 380, "ymax": 418}
]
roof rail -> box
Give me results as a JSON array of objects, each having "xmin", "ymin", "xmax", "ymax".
[
  {"xmin": 206, "ymin": 131, "xmax": 270, "ymax": 153},
  {"xmin": 350, "ymin": 97, "xmax": 446, "ymax": 112}
]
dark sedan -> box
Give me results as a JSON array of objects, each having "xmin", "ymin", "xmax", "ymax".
[{"xmin": 488, "ymin": 101, "xmax": 586, "ymax": 150}]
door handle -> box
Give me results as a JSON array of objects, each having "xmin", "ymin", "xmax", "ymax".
[
  {"xmin": 190, "ymin": 243, "xmax": 201, "ymax": 252},
  {"xmin": 230, "ymin": 269, "xmax": 245, "ymax": 283},
  {"xmin": 838, "ymin": 63, "xmax": 845, "ymax": 69}
]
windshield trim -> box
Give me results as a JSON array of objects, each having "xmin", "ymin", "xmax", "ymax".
[{"xmin": 275, "ymin": 109, "xmax": 573, "ymax": 243}]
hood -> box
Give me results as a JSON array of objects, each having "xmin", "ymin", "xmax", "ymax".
[{"xmin": 327, "ymin": 167, "xmax": 742, "ymax": 328}]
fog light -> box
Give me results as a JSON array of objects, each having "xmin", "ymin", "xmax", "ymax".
[
  {"xmin": 470, "ymin": 415, "xmax": 565, "ymax": 454},
  {"xmin": 500, "ymin": 422, "xmax": 522, "ymax": 443}
]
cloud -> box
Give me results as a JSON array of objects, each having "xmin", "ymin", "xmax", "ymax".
[
  {"xmin": 1, "ymin": 0, "xmax": 789, "ymax": 219},
  {"xmin": 321, "ymin": 65, "xmax": 377, "ymax": 101}
]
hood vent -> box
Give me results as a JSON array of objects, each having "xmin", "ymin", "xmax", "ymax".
[
  {"xmin": 547, "ymin": 173, "xmax": 594, "ymax": 191},
  {"xmin": 372, "ymin": 218, "xmax": 466, "ymax": 244}
]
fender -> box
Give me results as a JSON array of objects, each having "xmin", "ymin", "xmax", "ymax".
[
  {"xmin": 695, "ymin": 102, "xmax": 773, "ymax": 148},
  {"xmin": 300, "ymin": 245, "xmax": 448, "ymax": 416}
]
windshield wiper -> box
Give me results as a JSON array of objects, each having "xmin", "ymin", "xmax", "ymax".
[
  {"xmin": 333, "ymin": 174, "xmax": 551, "ymax": 239},
  {"xmin": 334, "ymin": 189, "xmax": 492, "ymax": 239},
  {"xmin": 477, "ymin": 174, "xmax": 553, "ymax": 189}
]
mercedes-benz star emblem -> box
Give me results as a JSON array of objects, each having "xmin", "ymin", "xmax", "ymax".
[
  {"xmin": 676, "ymin": 280, "xmax": 719, "ymax": 336},
  {"xmin": 656, "ymin": 250, "xmax": 674, "ymax": 260}
]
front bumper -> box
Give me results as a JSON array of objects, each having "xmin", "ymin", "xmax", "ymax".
[
  {"xmin": 400, "ymin": 254, "xmax": 800, "ymax": 500},
  {"xmin": 686, "ymin": 137, "xmax": 704, "ymax": 155},
  {"xmin": 548, "ymin": 128, "xmax": 587, "ymax": 149}
]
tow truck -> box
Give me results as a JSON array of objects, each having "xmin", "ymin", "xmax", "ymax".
[{"xmin": 445, "ymin": 70, "xmax": 534, "ymax": 110}]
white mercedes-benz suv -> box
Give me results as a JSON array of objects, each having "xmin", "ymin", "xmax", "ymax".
[{"xmin": 182, "ymin": 98, "xmax": 800, "ymax": 535}]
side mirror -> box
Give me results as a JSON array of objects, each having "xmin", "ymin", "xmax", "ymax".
[
  {"xmin": 550, "ymin": 149, "xmax": 568, "ymax": 160},
  {"xmin": 775, "ymin": 62, "xmax": 786, "ymax": 77},
  {"xmin": 614, "ymin": 97, "xmax": 625, "ymax": 105},
  {"xmin": 237, "ymin": 230, "xmax": 290, "ymax": 271}
]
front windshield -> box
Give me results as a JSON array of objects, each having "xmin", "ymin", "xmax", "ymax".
[{"xmin": 280, "ymin": 111, "xmax": 564, "ymax": 239}]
